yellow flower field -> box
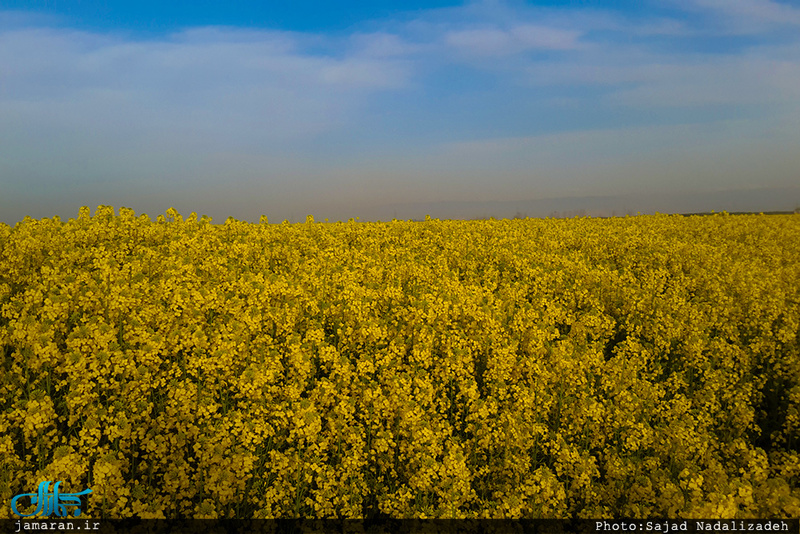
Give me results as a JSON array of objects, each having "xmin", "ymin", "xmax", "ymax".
[{"xmin": 1, "ymin": 206, "xmax": 798, "ymax": 519}]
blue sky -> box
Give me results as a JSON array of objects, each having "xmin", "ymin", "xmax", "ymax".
[{"xmin": 1, "ymin": 0, "xmax": 799, "ymax": 224}]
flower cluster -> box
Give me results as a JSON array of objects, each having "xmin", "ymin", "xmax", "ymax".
[{"xmin": 0, "ymin": 206, "xmax": 798, "ymax": 518}]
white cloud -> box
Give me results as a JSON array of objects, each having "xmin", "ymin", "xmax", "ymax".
[
  {"xmin": 350, "ymin": 32, "xmax": 422, "ymax": 58},
  {"xmin": 694, "ymin": 0, "xmax": 800, "ymax": 24},
  {"xmin": 319, "ymin": 58, "xmax": 410, "ymax": 88},
  {"xmin": 523, "ymin": 50, "xmax": 800, "ymax": 111},
  {"xmin": 438, "ymin": 120, "xmax": 771, "ymax": 159},
  {"xmin": 630, "ymin": 18, "xmax": 690, "ymax": 36},
  {"xmin": 0, "ymin": 23, "xmax": 412, "ymax": 148},
  {"xmin": 445, "ymin": 28, "xmax": 511, "ymax": 55},
  {"xmin": 510, "ymin": 25, "xmax": 583, "ymax": 50},
  {"xmin": 444, "ymin": 24, "xmax": 581, "ymax": 56},
  {"xmin": 677, "ymin": 0, "xmax": 800, "ymax": 33},
  {"xmin": 605, "ymin": 59, "xmax": 800, "ymax": 108}
]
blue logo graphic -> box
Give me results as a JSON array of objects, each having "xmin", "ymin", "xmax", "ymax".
[{"xmin": 11, "ymin": 481, "xmax": 92, "ymax": 518}]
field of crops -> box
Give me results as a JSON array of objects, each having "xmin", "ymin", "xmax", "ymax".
[{"xmin": 1, "ymin": 206, "xmax": 798, "ymax": 519}]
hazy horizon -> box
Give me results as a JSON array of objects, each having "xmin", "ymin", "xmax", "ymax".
[{"xmin": 2, "ymin": 0, "xmax": 799, "ymax": 226}]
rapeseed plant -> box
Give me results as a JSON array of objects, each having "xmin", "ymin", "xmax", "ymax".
[{"xmin": 0, "ymin": 207, "xmax": 798, "ymax": 518}]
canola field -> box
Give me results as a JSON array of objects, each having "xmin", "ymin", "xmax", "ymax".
[{"xmin": 1, "ymin": 206, "xmax": 799, "ymax": 519}]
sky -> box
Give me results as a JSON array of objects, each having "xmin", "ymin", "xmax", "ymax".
[{"xmin": 1, "ymin": 0, "xmax": 799, "ymax": 224}]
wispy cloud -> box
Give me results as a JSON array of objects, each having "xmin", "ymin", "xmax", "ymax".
[
  {"xmin": 673, "ymin": 0, "xmax": 800, "ymax": 33},
  {"xmin": 444, "ymin": 24, "xmax": 582, "ymax": 56},
  {"xmin": 522, "ymin": 50, "xmax": 800, "ymax": 109},
  {"xmin": 693, "ymin": 0, "xmax": 800, "ymax": 25},
  {"xmin": 606, "ymin": 58, "xmax": 800, "ymax": 108},
  {"xmin": 0, "ymin": 24, "xmax": 408, "ymax": 151},
  {"xmin": 349, "ymin": 31, "xmax": 423, "ymax": 58}
]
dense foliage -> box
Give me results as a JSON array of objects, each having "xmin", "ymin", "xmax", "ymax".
[{"xmin": 1, "ymin": 206, "xmax": 798, "ymax": 519}]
